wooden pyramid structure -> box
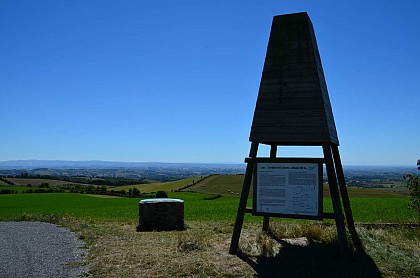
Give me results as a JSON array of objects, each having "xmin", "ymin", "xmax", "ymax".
[
  {"xmin": 230, "ymin": 12, "xmax": 362, "ymax": 256},
  {"xmin": 250, "ymin": 12, "xmax": 338, "ymax": 145}
]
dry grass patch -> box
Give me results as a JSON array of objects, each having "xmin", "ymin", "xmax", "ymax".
[
  {"xmin": 270, "ymin": 222, "xmax": 337, "ymax": 244},
  {"xmin": 358, "ymin": 227, "xmax": 420, "ymax": 277},
  {"xmin": 79, "ymin": 221, "xmax": 254, "ymax": 277},
  {"xmin": 238, "ymin": 223, "xmax": 337, "ymax": 258},
  {"xmin": 44, "ymin": 216, "xmax": 419, "ymax": 277}
]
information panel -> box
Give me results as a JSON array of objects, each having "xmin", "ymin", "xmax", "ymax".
[{"xmin": 253, "ymin": 163, "xmax": 322, "ymax": 218}]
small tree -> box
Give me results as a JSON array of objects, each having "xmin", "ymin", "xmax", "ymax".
[
  {"xmin": 406, "ymin": 159, "xmax": 420, "ymax": 221},
  {"xmin": 132, "ymin": 188, "xmax": 140, "ymax": 197},
  {"xmin": 155, "ymin": 190, "xmax": 168, "ymax": 198}
]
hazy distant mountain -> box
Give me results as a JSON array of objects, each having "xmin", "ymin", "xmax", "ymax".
[
  {"xmin": 0, "ymin": 160, "xmax": 245, "ymax": 170},
  {"xmin": 0, "ymin": 160, "xmax": 415, "ymax": 183}
]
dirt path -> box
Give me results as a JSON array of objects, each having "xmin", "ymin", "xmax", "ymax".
[{"xmin": 0, "ymin": 221, "xmax": 87, "ymax": 278}]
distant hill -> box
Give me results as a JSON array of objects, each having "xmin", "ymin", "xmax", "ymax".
[
  {"xmin": 111, "ymin": 175, "xmax": 245, "ymax": 195},
  {"xmin": 0, "ymin": 160, "xmax": 246, "ymax": 181},
  {"xmin": 1, "ymin": 160, "xmax": 415, "ymax": 186},
  {"xmin": 0, "ymin": 160, "xmax": 244, "ymax": 170},
  {"xmin": 112, "ymin": 174, "xmax": 404, "ymax": 198}
]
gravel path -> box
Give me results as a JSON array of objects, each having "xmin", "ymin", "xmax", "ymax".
[{"xmin": 0, "ymin": 221, "xmax": 88, "ymax": 278}]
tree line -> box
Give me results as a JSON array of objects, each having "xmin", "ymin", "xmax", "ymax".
[{"xmin": 5, "ymin": 173, "xmax": 147, "ymax": 186}]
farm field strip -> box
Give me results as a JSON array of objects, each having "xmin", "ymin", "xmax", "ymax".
[
  {"xmin": 113, "ymin": 176, "xmax": 206, "ymax": 193},
  {"xmin": 0, "ymin": 186, "xmax": 34, "ymax": 193},
  {"xmin": 6, "ymin": 178, "xmax": 80, "ymax": 186},
  {"xmin": 0, "ymin": 192, "xmax": 416, "ymax": 223}
]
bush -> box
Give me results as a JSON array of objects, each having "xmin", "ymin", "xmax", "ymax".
[
  {"xmin": 132, "ymin": 188, "xmax": 140, "ymax": 197},
  {"xmin": 155, "ymin": 191, "xmax": 168, "ymax": 198},
  {"xmin": 39, "ymin": 183, "xmax": 50, "ymax": 188},
  {"xmin": 405, "ymin": 159, "xmax": 420, "ymax": 221},
  {"xmin": 407, "ymin": 175, "xmax": 420, "ymax": 220}
]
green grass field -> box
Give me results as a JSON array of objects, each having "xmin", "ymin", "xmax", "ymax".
[
  {"xmin": 1, "ymin": 175, "xmax": 418, "ymax": 277},
  {"xmin": 1, "ymin": 175, "xmax": 416, "ymax": 223},
  {"xmin": 0, "ymin": 186, "xmax": 32, "ymax": 193},
  {"xmin": 0, "ymin": 191, "xmax": 416, "ymax": 223}
]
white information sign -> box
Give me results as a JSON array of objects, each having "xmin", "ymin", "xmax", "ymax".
[{"xmin": 255, "ymin": 163, "xmax": 320, "ymax": 217}]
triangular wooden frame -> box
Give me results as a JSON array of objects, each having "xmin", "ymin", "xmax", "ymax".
[
  {"xmin": 229, "ymin": 12, "xmax": 362, "ymax": 256},
  {"xmin": 229, "ymin": 142, "xmax": 363, "ymax": 256}
]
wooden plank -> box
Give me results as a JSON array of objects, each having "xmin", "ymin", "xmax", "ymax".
[
  {"xmin": 253, "ymin": 109, "xmax": 327, "ymax": 118},
  {"xmin": 229, "ymin": 142, "xmax": 259, "ymax": 255},
  {"xmin": 254, "ymin": 98, "xmax": 325, "ymax": 110},
  {"xmin": 257, "ymin": 91, "xmax": 324, "ymax": 99},
  {"xmin": 323, "ymin": 212, "xmax": 336, "ymax": 219},
  {"xmin": 259, "ymin": 75, "xmax": 317, "ymax": 85},
  {"xmin": 262, "ymin": 62, "xmax": 317, "ymax": 71},
  {"xmin": 262, "ymin": 144, "xmax": 278, "ymax": 232},
  {"xmin": 261, "ymin": 70, "xmax": 318, "ymax": 82},
  {"xmin": 331, "ymin": 145, "xmax": 364, "ymax": 253},
  {"xmin": 250, "ymin": 133, "xmax": 336, "ymax": 145},
  {"xmin": 251, "ymin": 126, "xmax": 330, "ymax": 134},
  {"xmin": 323, "ymin": 144, "xmax": 350, "ymax": 257},
  {"xmin": 250, "ymin": 131, "xmax": 333, "ymax": 138},
  {"xmin": 245, "ymin": 157, "xmax": 325, "ymax": 164},
  {"xmin": 252, "ymin": 116, "xmax": 329, "ymax": 126},
  {"xmin": 259, "ymin": 82, "xmax": 321, "ymax": 93},
  {"xmin": 244, "ymin": 207, "xmax": 253, "ymax": 213},
  {"xmin": 263, "ymin": 55, "xmax": 316, "ymax": 65},
  {"xmin": 251, "ymin": 122, "xmax": 331, "ymax": 131},
  {"xmin": 250, "ymin": 136, "xmax": 333, "ymax": 146},
  {"xmin": 265, "ymin": 52, "xmax": 316, "ymax": 63}
]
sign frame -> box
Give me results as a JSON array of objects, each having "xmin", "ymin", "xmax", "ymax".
[{"xmin": 252, "ymin": 158, "xmax": 324, "ymax": 220}]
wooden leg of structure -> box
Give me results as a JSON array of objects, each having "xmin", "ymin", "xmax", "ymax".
[
  {"xmin": 262, "ymin": 144, "xmax": 278, "ymax": 232},
  {"xmin": 322, "ymin": 144, "xmax": 350, "ymax": 257},
  {"xmin": 331, "ymin": 144, "xmax": 364, "ymax": 253},
  {"xmin": 262, "ymin": 217, "xmax": 270, "ymax": 232},
  {"xmin": 229, "ymin": 142, "xmax": 259, "ymax": 255}
]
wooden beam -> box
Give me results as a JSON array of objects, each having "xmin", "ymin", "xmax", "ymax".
[
  {"xmin": 262, "ymin": 144, "xmax": 278, "ymax": 232},
  {"xmin": 245, "ymin": 157, "xmax": 325, "ymax": 164},
  {"xmin": 244, "ymin": 207, "xmax": 253, "ymax": 213},
  {"xmin": 322, "ymin": 212, "xmax": 336, "ymax": 219},
  {"xmin": 229, "ymin": 142, "xmax": 259, "ymax": 255},
  {"xmin": 322, "ymin": 144, "xmax": 350, "ymax": 257},
  {"xmin": 331, "ymin": 144, "xmax": 364, "ymax": 253}
]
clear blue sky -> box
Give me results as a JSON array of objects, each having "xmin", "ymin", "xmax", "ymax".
[{"xmin": 1, "ymin": 1, "xmax": 419, "ymax": 165}]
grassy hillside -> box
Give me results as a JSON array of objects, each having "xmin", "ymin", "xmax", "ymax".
[
  {"xmin": 111, "ymin": 175, "xmax": 245, "ymax": 195},
  {"xmin": 4, "ymin": 175, "xmax": 406, "ymax": 198},
  {"xmin": 113, "ymin": 176, "xmax": 205, "ymax": 193},
  {"xmin": 191, "ymin": 175, "xmax": 246, "ymax": 196},
  {"xmin": 7, "ymin": 178, "xmax": 81, "ymax": 186},
  {"xmin": 186, "ymin": 175, "xmax": 403, "ymax": 198},
  {"xmin": 0, "ymin": 180, "xmax": 10, "ymax": 186},
  {"xmin": 111, "ymin": 174, "xmax": 405, "ymax": 199}
]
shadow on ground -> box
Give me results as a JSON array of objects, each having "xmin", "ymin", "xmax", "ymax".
[{"xmin": 237, "ymin": 238, "xmax": 381, "ymax": 278}]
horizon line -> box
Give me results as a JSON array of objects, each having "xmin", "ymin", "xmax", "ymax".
[{"xmin": 0, "ymin": 159, "xmax": 415, "ymax": 168}]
